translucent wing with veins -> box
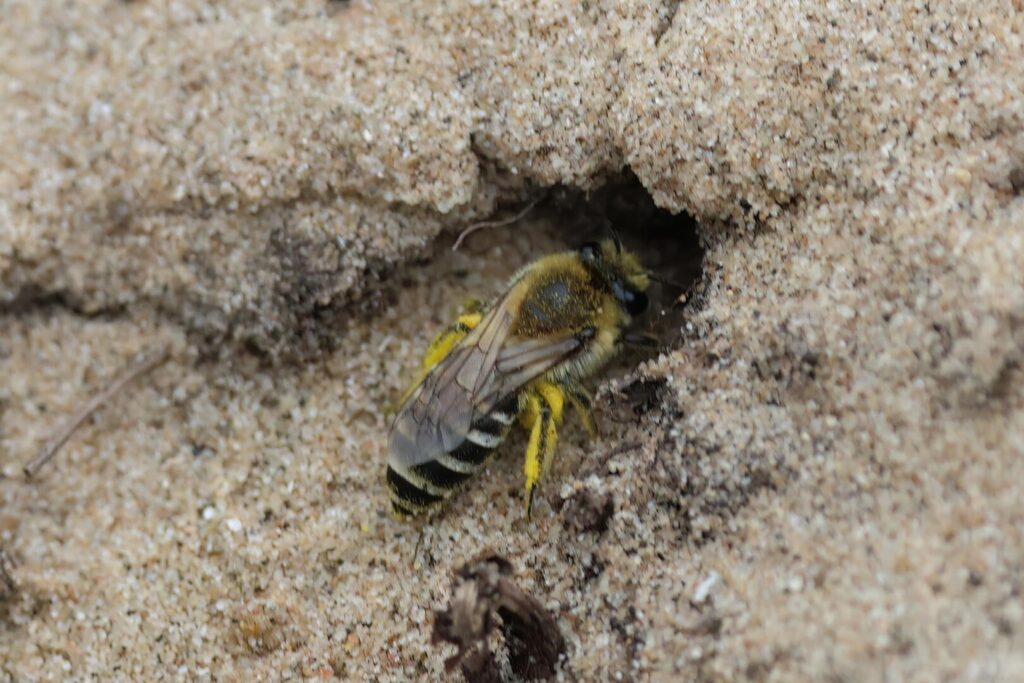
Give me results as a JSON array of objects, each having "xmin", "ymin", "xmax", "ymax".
[{"xmin": 388, "ymin": 294, "xmax": 584, "ymax": 469}]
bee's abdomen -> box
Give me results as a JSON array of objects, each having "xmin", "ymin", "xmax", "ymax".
[{"xmin": 387, "ymin": 402, "xmax": 517, "ymax": 518}]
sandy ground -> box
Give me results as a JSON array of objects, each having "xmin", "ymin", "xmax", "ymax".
[{"xmin": 3, "ymin": 1, "xmax": 1024, "ymax": 681}]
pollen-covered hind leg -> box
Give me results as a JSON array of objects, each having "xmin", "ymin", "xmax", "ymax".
[
  {"xmin": 394, "ymin": 308, "xmax": 484, "ymax": 409},
  {"xmin": 522, "ymin": 382, "xmax": 565, "ymax": 516},
  {"xmin": 458, "ymin": 297, "xmax": 486, "ymax": 316},
  {"xmin": 421, "ymin": 309, "xmax": 484, "ymax": 374}
]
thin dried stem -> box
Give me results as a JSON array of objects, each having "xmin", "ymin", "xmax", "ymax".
[
  {"xmin": 0, "ymin": 549, "xmax": 15, "ymax": 595},
  {"xmin": 451, "ymin": 196, "xmax": 542, "ymax": 252},
  {"xmin": 24, "ymin": 346, "xmax": 171, "ymax": 479}
]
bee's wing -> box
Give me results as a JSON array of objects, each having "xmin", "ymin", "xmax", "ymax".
[
  {"xmin": 487, "ymin": 334, "xmax": 584, "ymax": 402},
  {"xmin": 389, "ymin": 296, "xmax": 585, "ymax": 468}
]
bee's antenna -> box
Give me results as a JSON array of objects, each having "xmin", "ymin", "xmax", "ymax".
[
  {"xmin": 649, "ymin": 273, "xmax": 690, "ymax": 293},
  {"xmin": 608, "ymin": 225, "xmax": 623, "ymax": 254}
]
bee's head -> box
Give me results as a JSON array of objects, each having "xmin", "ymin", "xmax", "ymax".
[{"xmin": 577, "ymin": 238, "xmax": 650, "ymax": 316}]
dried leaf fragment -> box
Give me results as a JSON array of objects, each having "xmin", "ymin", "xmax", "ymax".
[{"xmin": 432, "ymin": 554, "xmax": 566, "ymax": 681}]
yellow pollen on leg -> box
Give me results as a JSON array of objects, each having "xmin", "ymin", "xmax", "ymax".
[
  {"xmin": 523, "ymin": 394, "xmax": 544, "ymax": 492},
  {"xmin": 521, "ymin": 382, "xmax": 567, "ymax": 515},
  {"xmin": 420, "ymin": 312, "xmax": 482, "ymax": 373},
  {"xmin": 535, "ymin": 382, "xmax": 565, "ymax": 423}
]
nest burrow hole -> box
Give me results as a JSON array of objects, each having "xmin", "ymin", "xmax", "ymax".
[{"xmin": 440, "ymin": 172, "xmax": 706, "ymax": 349}]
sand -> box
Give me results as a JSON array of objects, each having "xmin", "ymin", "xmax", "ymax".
[{"xmin": 2, "ymin": 0, "xmax": 1023, "ymax": 681}]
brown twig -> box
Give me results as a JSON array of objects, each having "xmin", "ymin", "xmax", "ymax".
[
  {"xmin": 451, "ymin": 196, "xmax": 542, "ymax": 252},
  {"xmin": 0, "ymin": 548, "xmax": 15, "ymax": 596},
  {"xmin": 23, "ymin": 346, "xmax": 171, "ymax": 479}
]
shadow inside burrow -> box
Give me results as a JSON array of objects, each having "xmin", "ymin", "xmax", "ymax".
[
  {"xmin": 445, "ymin": 171, "xmax": 705, "ymax": 352},
  {"xmin": 542, "ymin": 172, "xmax": 705, "ymax": 348}
]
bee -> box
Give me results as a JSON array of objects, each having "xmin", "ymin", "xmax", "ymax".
[{"xmin": 386, "ymin": 238, "xmax": 652, "ymax": 518}]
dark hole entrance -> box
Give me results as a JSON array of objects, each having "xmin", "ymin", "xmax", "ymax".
[
  {"xmin": 541, "ymin": 172, "xmax": 705, "ymax": 348},
  {"xmin": 404, "ymin": 172, "xmax": 705, "ymax": 357}
]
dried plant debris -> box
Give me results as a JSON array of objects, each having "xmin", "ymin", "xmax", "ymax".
[
  {"xmin": 23, "ymin": 345, "xmax": 170, "ymax": 478},
  {"xmin": 433, "ymin": 554, "xmax": 567, "ymax": 682},
  {"xmin": 0, "ymin": 549, "xmax": 16, "ymax": 599}
]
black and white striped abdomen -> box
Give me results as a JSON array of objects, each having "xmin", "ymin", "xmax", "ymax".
[{"xmin": 387, "ymin": 399, "xmax": 518, "ymax": 517}]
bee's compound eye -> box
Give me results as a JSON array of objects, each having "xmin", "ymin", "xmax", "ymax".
[
  {"xmin": 628, "ymin": 290, "xmax": 649, "ymax": 316},
  {"xmin": 578, "ymin": 242, "xmax": 601, "ymax": 263},
  {"xmin": 613, "ymin": 280, "xmax": 648, "ymax": 316}
]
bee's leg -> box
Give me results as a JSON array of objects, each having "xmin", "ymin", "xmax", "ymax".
[
  {"xmin": 562, "ymin": 381, "xmax": 599, "ymax": 439},
  {"xmin": 459, "ymin": 297, "xmax": 487, "ymax": 316},
  {"xmin": 421, "ymin": 310, "xmax": 484, "ymax": 373},
  {"xmin": 393, "ymin": 310, "xmax": 485, "ymax": 409},
  {"xmin": 522, "ymin": 382, "xmax": 565, "ymax": 517},
  {"xmin": 622, "ymin": 332, "xmax": 661, "ymax": 351}
]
